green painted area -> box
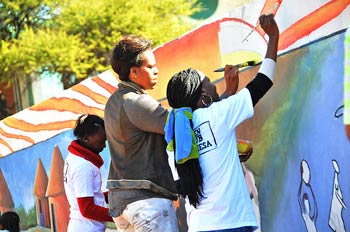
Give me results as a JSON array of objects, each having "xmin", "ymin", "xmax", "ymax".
[
  {"xmin": 247, "ymin": 41, "xmax": 331, "ymax": 230},
  {"xmin": 191, "ymin": 0, "xmax": 218, "ymax": 20}
]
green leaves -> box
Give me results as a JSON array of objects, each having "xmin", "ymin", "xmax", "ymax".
[
  {"xmin": 0, "ymin": 0, "xmax": 201, "ymax": 87},
  {"xmin": 0, "ymin": 28, "xmax": 95, "ymax": 82}
]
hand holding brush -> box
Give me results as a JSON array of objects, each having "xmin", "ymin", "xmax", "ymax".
[{"xmin": 213, "ymin": 60, "xmax": 259, "ymax": 72}]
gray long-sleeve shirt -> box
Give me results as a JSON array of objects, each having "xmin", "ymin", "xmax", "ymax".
[{"xmin": 104, "ymin": 81, "xmax": 177, "ymax": 216}]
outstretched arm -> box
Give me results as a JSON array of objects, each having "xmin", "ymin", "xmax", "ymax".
[
  {"xmin": 262, "ymin": 14, "xmax": 279, "ymax": 61},
  {"xmin": 246, "ymin": 14, "xmax": 280, "ymax": 106}
]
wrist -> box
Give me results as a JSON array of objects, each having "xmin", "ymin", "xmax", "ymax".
[{"xmin": 220, "ymin": 92, "xmax": 229, "ymax": 100}]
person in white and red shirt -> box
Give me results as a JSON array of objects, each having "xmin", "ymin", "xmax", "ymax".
[{"xmin": 64, "ymin": 114, "xmax": 113, "ymax": 232}]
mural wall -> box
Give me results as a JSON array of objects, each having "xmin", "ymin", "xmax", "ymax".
[
  {"xmin": 238, "ymin": 31, "xmax": 350, "ymax": 232},
  {"xmin": 0, "ymin": 0, "xmax": 349, "ymax": 231}
]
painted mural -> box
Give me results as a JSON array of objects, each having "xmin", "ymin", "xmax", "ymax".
[{"xmin": 0, "ymin": 0, "xmax": 349, "ymax": 231}]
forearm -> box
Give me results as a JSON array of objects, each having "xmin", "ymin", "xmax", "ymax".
[
  {"xmin": 265, "ymin": 35, "xmax": 279, "ymax": 61},
  {"xmin": 220, "ymin": 92, "xmax": 229, "ymax": 100},
  {"xmin": 77, "ymin": 197, "xmax": 113, "ymax": 222}
]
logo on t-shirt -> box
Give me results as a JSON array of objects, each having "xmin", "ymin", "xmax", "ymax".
[{"xmin": 194, "ymin": 121, "xmax": 217, "ymax": 155}]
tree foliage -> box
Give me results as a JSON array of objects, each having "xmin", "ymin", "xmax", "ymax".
[
  {"xmin": 0, "ymin": 0, "xmax": 201, "ymax": 89},
  {"xmin": 0, "ymin": 0, "xmax": 61, "ymax": 41}
]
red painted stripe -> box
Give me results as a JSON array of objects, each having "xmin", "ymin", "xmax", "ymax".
[
  {"xmin": 92, "ymin": 76, "xmax": 118, "ymax": 94},
  {"xmin": 279, "ymin": 0, "xmax": 350, "ymax": 50}
]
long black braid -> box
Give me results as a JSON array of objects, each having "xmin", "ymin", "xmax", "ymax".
[{"xmin": 166, "ymin": 68, "xmax": 205, "ymax": 208}]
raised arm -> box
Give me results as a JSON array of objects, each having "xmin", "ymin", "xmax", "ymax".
[
  {"xmin": 261, "ymin": 14, "xmax": 279, "ymax": 61},
  {"xmin": 246, "ymin": 14, "xmax": 280, "ymax": 106}
]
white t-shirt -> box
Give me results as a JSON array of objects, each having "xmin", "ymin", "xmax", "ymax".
[
  {"xmin": 186, "ymin": 88, "xmax": 258, "ymax": 232},
  {"xmin": 63, "ymin": 153, "xmax": 107, "ymax": 232}
]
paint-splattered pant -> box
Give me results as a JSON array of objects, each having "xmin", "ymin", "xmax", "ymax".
[{"xmin": 113, "ymin": 197, "xmax": 179, "ymax": 232}]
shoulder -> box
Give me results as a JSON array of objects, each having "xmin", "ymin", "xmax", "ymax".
[
  {"xmin": 194, "ymin": 88, "xmax": 252, "ymax": 123},
  {"xmin": 124, "ymin": 93, "xmax": 166, "ymax": 112},
  {"xmin": 219, "ymin": 88, "xmax": 252, "ymax": 109},
  {"xmin": 65, "ymin": 154, "xmax": 94, "ymax": 170},
  {"xmin": 125, "ymin": 92, "xmax": 156, "ymax": 104}
]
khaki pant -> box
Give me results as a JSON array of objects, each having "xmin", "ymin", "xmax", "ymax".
[{"xmin": 113, "ymin": 198, "xmax": 178, "ymax": 232}]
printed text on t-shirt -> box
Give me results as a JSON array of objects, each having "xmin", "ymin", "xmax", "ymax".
[{"xmin": 194, "ymin": 121, "xmax": 217, "ymax": 155}]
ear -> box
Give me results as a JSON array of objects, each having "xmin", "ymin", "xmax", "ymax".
[
  {"xmin": 82, "ymin": 136, "xmax": 89, "ymax": 143},
  {"xmin": 130, "ymin": 67, "xmax": 138, "ymax": 78}
]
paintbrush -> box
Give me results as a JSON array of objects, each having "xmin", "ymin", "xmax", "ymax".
[
  {"xmin": 213, "ymin": 60, "xmax": 259, "ymax": 72},
  {"xmin": 241, "ymin": 24, "xmax": 260, "ymax": 43},
  {"xmin": 241, "ymin": 1, "xmax": 281, "ymax": 43}
]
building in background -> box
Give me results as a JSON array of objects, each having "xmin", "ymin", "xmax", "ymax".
[
  {"xmin": 0, "ymin": 169, "xmax": 15, "ymax": 213},
  {"xmin": 34, "ymin": 159, "xmax": 51, "ymax": 228},
  {"xmin": 46, "ymin": 146, "xmax": 70, "ymax": 232}
]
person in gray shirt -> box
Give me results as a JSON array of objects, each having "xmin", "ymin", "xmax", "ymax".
[{"xmin": 105, "ymin": 35, "xmax": 178, "ymax": 232}]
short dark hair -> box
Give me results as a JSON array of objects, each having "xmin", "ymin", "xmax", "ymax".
[
  {"xmin": 73, "ymin": 114, "xmax": 104, "ymax": 139},
  {"xmin": 111, "ymin": 35, "xmax": 152, "ymax": 81}
]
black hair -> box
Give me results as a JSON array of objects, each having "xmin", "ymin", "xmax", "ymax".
[
  {"xmin": 175, "ymin": 159, "xmax": 204, "ymax": 208},
  {"xmin": 167, "ymin": 68, "xmax": 205, "ymax": 208},
  {"xmin": 73, "ymin": 114, "xmax": 104, "ymax": 140},
  {"xmin": 166, "ymin": 68, "xmax": 203, "ymax": 110},
  {"xmin": 111, "ymin": 35, "xmax": 152, "ymax": 81},
  {"xmin": 1, "ymin": 211, "xmax": 20, "ymax": 232}
]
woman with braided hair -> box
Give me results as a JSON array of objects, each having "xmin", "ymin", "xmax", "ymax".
[{"xmin": 164, "ymin": 14, "xmax": 279, "ymax": 232}]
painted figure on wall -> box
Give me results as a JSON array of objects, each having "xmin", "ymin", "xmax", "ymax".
[
  {"xmin": 328, "ymin": 160, "xmax": 346, "ymax": 232},
  {"xmin": 298, "ymin": 159, "xmax": 318, "ymax": 232}
]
